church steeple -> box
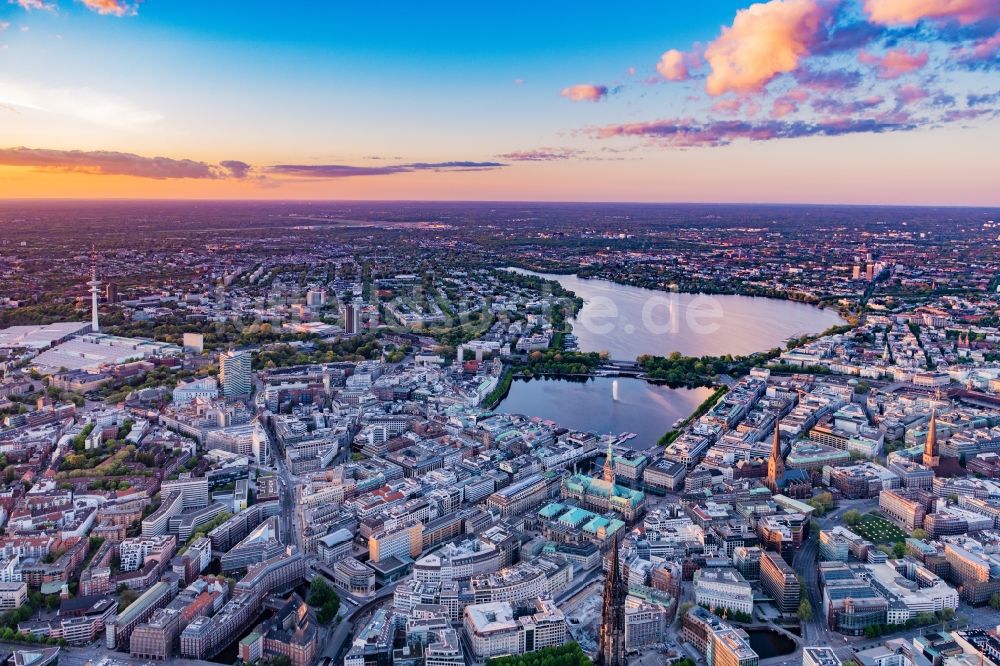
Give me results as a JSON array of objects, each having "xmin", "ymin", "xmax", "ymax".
[
  {"xmin": 923, "ymin": 408, "xmax": 940, "ymax": 468},
  {"xmin": 767, "ymin": 421, "xmax": 784, "ymax": 491},
  {"xmin": 597, "ymin": 536, "xmax": 627, "ymax": 666}
]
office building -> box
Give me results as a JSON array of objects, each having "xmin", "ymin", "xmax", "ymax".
[
  {"xmin": 804, "ymin": 647, "xmax": 841, "ymax": 666},
  {"xmin": 463, "ymin": 598, "xmax": 566, "ymax": 660},
  {"xmin": 369, "ymin": 521, "xmax": 423, "ymax": 563},
  {"xmin": 0, "ymin": 582, "xmax": 27, "ymax": 610},
  {"xmin": 220, "ymin": 350, "xmax": 252, "ymax": 398},
  {"xmin": 760, "ymin": 551, "xmax": 800, "ymax": 615},
  {"xmin": 344, "ymin": 302, "xmax": 361, "ymax": 335},
  {"xmin": 106, "ymin": 581, "xmax": 173, "ymax": 650},
  {"xmin": 879, "ymin": 489, "xmax": 928, "ymax": 531},
  {"xmin": 711, "ymin": 627, "xmax": 759, "ymax": 666},
  {"xmin": 694, "ymin": 568, "xmax": 754, "ymax": 617}
]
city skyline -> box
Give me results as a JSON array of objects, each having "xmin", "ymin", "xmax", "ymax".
[{"xmin": 1, "ymin": 0, "xmax": 999, "ymax": 205}]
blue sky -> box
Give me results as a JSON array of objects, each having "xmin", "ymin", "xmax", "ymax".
[{"xmin": 0, "ymin": 0, "xmax": 998, "ymax": 203}]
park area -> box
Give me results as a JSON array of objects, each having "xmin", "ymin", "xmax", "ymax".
[{"xmin": 853, "ymin": 513, "xmax": 908, "ymax": 544}]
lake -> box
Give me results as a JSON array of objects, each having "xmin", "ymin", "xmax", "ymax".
[
  {"xmin": 496, "ymin": 376, "xmax": 713, "ymax": 450},
  {"xmin": 745, "ymin": 628, "xmax": 797, "ymax": 659},
  {"xmin": 509, "ymin": 268, "xmax": 845, "ymax": 360}
]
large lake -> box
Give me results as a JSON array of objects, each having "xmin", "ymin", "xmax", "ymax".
[
  {"xmin": 496, "ymin": 269, "xmax": 845, "ymax": 444},
  {"xmin": 497, "ymin": 376, "xmax": 713, "ymax": 450},
  {"xmin": 510, "ymin": 269, "xmax": 845, "ymax": 360}
]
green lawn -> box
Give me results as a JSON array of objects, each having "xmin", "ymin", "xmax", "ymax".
[{"xmin": 853, "ymin": 513, "xmax": 907, "ymax": 544}]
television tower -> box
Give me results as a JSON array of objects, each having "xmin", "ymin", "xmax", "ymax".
[{"xmin": 88, "ymin": 249, "xmax": 101, "ymax": 333}]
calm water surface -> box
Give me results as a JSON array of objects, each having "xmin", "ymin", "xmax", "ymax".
[
  {"xmin": 510, "ymin": 269, "xmax": 845, "ymax": 360},
  {"xmin": 496, "ymin": 376, "xmax": 712, "ymax": 450}
]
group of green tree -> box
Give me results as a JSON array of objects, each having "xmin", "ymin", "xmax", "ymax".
[
  {"xmin": 698, "ymin": 604, "xmax": 751, "ymax": 623},
  {"xmin": 862, "ymin": 609, "xmax": 955, "ymax": 638},
  {"xmin": 483, "ymin": 368, "xmax": 515, "ymax": 410},
  {"xmin": 797, "ymin": 598, "xmax": 814, "ymax": 621},
  {"xmin": 520, "ymin": 349, "xmax": 604, "ymax": 377},
  {"xmin": 485, "ymin": 641, "xmax": 592, "ymax": 665},
  {"xmin": 184, "ymin": 510, "xmax": 234, "ymax": 547},
  {"xmin": 639, "ymin": 324, "xmax": 855, "ymax": 388},
  {"xmin": 806, "ymin": 492, "xmax": 835, "ymax": 517},
  {"xmin": 0, "ymin": 590, "xmax": 66, "ymax": 646},
  {"xmin": 658, "ymin": 386, "xmax": 729, "ymax": 446},
  {"xmin": 307, "ymin": 577, "xmax": 341, "ymax": 625},
  {"xmin": 109, "ymin": 318, "xmax": 311, "ymax": 351},
  {"xmin": 253, "ymin": 334, "xmax": 382, "ymax": 370}
]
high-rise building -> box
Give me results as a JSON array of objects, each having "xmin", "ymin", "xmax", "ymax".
[
  {"xmin": 344, "ymin": 301, "xmax": 361, "ymax": 335},
  {"xmin": 183, "ymin": 333, "xmax": 205, "ymax": 354},
  {"xmin": 597, "ymin": 539, "xmax": 627, "ymax": 666},
  {"xmin": 760, "ymin": 551, "xmax": 800, "ymax": 615},
  {"xmin": 104, "ymin": 282, "xmax": 119, "ymax": 304},
  {"xmin": 220, "ymin": 350, "xmax": 252, "ymax": 398},
  {"xmin": 305, "ymin": 289, "xmax": 327, "ymax": 308}
]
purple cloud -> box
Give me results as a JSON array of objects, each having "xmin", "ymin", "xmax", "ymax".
[
  {"xmin": 589, "ymin": 116, "xmax": 916, "ymax": 148},
  {"xmin": 0, "ymin": 146, "xmax": 245, "ymax": 179},
  {"xmin": 496, "ymin": 148, "xmax": 582, "ymax": 162},
  {"xmin": 219, "ymin": 160, "xmax": 252, "ymax": 179},
  {"xmin": 812, "ymin": 95, "xmax": 885, "ymax": 114},
  {"xmin": 267, "ymin": 161, "xmax": 504, "ymax": 178},
  {"xmin": 968, "ymin": 90, "xmax": 1000, "ymax": 106},
  {"xmin": 794, "ymin": 68, "xmax": 864, "ymax": 91}
]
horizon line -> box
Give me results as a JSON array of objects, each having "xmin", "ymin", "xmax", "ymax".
[{"xmin": 0, "ymin": 197, "xmax": 997, "ymax": 210}]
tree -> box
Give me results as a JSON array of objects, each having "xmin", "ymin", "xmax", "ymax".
[
  {"xmin": 893, "ymin": 542, "xmax": 906, "ymax": 559},
  {"xmin": 989, "ymin": 593, "xmax": 1000, "ymax": 610},
  {"xmin": 797, "ymin": 598, "xmax": 814, "ymax": 622},
  {"xmin": 937, "ymin": 607, "xmax": 956, "ymax": 621},
  {"xmin": 307, "ymin": 577, "xmax": 341, "ymax": 625},
  {"xmin": 911, "ymin": 528, "xmax": 928, "ymax": 540},
  {"xmin": 843, "ymin": 509, "xmax": 862, "ymax": 526}
]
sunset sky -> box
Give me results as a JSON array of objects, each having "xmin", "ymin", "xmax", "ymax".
[{"xmin": 1, "ymin": 0, "xmax": 998, "ymax": 204}]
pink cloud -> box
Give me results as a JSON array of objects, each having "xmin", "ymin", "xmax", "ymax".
[
  {"xmin": 954, "ymin": 33, "xmax": 1000, "ymax": 64},
  {"xmin": 770, "ymin": 89, "xmax": 810, "ymax": 117},
  {"xmin": 560, "ymin": 83, "xmax": 609, "ymax": 103},
  {"xmin": 860, "ymin": 48, "xmax": 929, "ymax": 78},
  {"xmin": 11, "ymin": 0, "xmax": 53, "ymax": 10},
  {"xmin": 712, "ymin": 98, "xmax": 744, "ymax": 114},
  {"xmin": 79, "ymin": 0, "xmax": 138, "ymax": 15},
  {"xmin": 771, "ymin": 99, "xmax": 798, "ymax": 117},
  {"xmin": 863, "ymin": 0, "xmax": 1000, "ymax": 25},
  {"xmin": 894, "ymin": 83, "xmax": 930, "ymax": 104},
  {"xmin": 704, "ymin": 0, "xmax": 833, "ymax": 96},
  {"xmin": 513, "ymin": 78, "xmax": 524, "ymax": 85},
  {"xmin": 657, "ymin": 49, "xmax": 692, "ymax": 81},
  {"xmin": 626, "ymin": 66, "xmax": 637, "ymax": 76}
]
